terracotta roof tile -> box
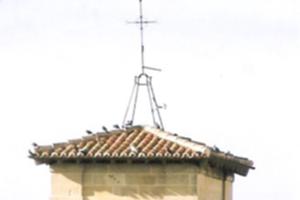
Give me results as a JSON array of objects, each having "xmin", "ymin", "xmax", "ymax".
[{"xmin": 29, "ymin": 126, "xmax": 254, "ymax": 176}]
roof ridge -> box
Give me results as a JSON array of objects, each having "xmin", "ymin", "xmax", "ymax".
[{"xmin": 143, "ymin": 126, "xmax": 209, "ymax": 155}]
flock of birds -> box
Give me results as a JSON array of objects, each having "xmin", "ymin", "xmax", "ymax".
[
  {"xmin": 31, "ymin": 118, "xmax": 164, "ymax": 149},
  {"xmin": 30, "ymin": 124, "xmax": 137, "ymax": 155},
  {"xmin": 84, "ymin": 124, "xmax": 144, "ymax": 154},
  {"xmin": 86, "ymin": 124, "xmax": 123, "ymax": 135},
  {"xmin": 30, "ymin": 124, "xmax": 228, "ymax": 157},
  {"xmin": 30, "ymin": 123, "xmax": 180, "ymax": 156}
]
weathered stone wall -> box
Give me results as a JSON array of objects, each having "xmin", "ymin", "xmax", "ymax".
[
  {"xmin": 50, "ymin": 163, "xmax": 233, "ymax": 200},
  {"xmin": 50, "ymin": 165, "xmax": 83, "ymax": 200}
]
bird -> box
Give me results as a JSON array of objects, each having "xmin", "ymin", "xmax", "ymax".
[
  {"xmin": 86, "ymin": 130, "xmax": 93, "ymax": 135},
  {"xmin": 113, "ymin": 124, "xmax": 120, "ymax": 129},
  {"xmin": 129, "ymin": 145, "xmax": 138, "ymax": 154},
  {"xmin": 126, "ymin": 120, "xmax": 133, "ymax": 126},
  {"xmin": 154, "ymin": 122, "xmax": 161, "ymax": 129},
  {"xmin": 28, "ymin": 149, "xmax": 36, "ymax": 157},
  {"xmin": 213, "ymin": 145, "xmax": 220, "ymax": 152},
  {"xmin": 102, "ymin": 126, "xmax": 109, "ymax": 133},
  {"xmin": 32, "ymin": 142, "xmax": 38, "ymax": 148},
  {"xmin": 79, "ymin": 147, "xmax": 88, "ymax": 155}
]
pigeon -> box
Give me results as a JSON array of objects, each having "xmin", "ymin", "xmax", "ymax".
[
  {"xmin": 129, "ymin": 145, "xmax": 138, "ymax": 154},
  {"xmin": 154, "ymin": 122, "xmax": 161, "ymax": 129},
  {"xmin": 213, "ymin": 145, "xmax": 220, "ymax": 152},
  {"xmin": 102, "ymin": 126, "xmax": 109, "ymax": 133},
  {"xmin": 28, "ymin": 150, "xmax": 35, "ymax": 157},
  {"xmin": 79, "ymin": 147, "xmax": 88, "ymax": 155},
  {"xmin": 113, "ymin": 124, "xmax": 120, "ymax": 129},
  {"xmin": 126, "ymin": 120, "xmax": 133, "ymax": 126},
  {"xmin": 32, "ymin": 142, "xmax": 38, "ymax": 148},
  {"xmin": 86, "ymin": 130, "xmax": 93, "ymax": 135}
]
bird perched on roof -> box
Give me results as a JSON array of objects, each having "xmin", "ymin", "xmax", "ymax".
[
  {"xmin": 213, "ymin": 145, "xmax": 220, "ymax": 152},
  {"xmin": 28, "ymin": 149, "xmax": 36, "ymax": 157},
  {"xmin": 102, "ymin": 126, "xmax": 109, "ymax": 133},
  {"xmin": 32, "ymin": 142, "xmax": 38, "ymax": 148},
  {"xmin": 154, "ymin": 122, "xmax": 161, "ymax": 129},
  {"xmin": 79, "ymin": 147, "xmax": 89, "ymax": 155},
  {"xmin": 126, "ymin": 120, "xmax": 133, "ymax": 127},
  {"xmin": 113, "ymin": 124, "xmax": 120, "ymax": 129},
  {"xmin": 129, "ymin": 145, "xmax": 138, "ymax": 154},
  {"xmin": 86, "ymin": 130, "xmax": 93, "ymax": 135}
]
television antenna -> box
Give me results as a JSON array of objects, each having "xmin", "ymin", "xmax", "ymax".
[{"xmin": 122, "ymin": 0, "xmax": 165, "ymax": 130}]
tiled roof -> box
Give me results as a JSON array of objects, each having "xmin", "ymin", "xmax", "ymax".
[{"xmin": 29, "ymin": 126, "xmax": 254, "ymax": 176}]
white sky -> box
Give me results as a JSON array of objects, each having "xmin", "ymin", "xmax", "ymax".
[{"xmin": 0, "ymin": 0, "xmax": 299, "ymax": 199}]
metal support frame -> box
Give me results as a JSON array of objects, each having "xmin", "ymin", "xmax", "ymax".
[{"xmin": 122, "ymin": 73, "xmax": 164, "ymax": 130}]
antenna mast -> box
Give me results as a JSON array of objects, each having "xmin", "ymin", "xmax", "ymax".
[
  {"xmin": 139, "ymin": 0, "xmax": 145, "ymax": 74},
  {"xmin": 123, "ymin": 0, "xmax": 165, "ymax": 130}
]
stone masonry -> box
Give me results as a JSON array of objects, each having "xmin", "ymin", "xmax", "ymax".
[{"xmin": 50, "ymin": 163, "xmax": 233, "ymax": 200}]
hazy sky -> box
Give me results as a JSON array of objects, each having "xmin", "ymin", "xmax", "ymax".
[{"xmin": 0, "ymin": 0, "xmax": 299, "ymax": 199}]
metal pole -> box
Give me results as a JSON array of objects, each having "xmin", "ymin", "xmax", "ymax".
[
  {"xmin": 122, "ymin": 78, "xmax": 138, "ymax": 127},
  {"xmin": 139, "ymin": 0, "xmax": 145, "ymax": 73}
]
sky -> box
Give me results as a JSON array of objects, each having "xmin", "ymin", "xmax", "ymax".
[{"xmin": 0, "ymin": 0, "xmax": 299, "ymax": 199}]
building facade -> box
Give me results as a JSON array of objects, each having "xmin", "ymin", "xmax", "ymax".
[{"xmin": 30, "ymin": 126, "xmax": 254, "ymax": 200}]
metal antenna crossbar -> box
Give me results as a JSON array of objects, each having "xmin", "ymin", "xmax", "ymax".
[
  {"xmin": 123, "ymin": 0, "xmax": 165, "ymax": 130},
  {"xmin": 127, "ymin": 0, "xmax": 156, "ymax": 74}
]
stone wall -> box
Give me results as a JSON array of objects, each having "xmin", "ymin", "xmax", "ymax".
[{"xmin": 50, "ymin": 163, "xmax": 233, "ymax": 200}]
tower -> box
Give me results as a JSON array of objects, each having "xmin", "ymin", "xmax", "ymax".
[{"xmin": 29, "ymin": 1, "xmax": 254, "ymax": 200}]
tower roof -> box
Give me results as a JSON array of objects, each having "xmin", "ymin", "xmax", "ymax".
[{"xmin": 29, "ymin": 126, "xmax": 254, "ymax": 176}]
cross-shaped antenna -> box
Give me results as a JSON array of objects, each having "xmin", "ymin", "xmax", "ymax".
[
  {"xmin": 123, "ymin": 0, "xmax": 165, "ymax": 130},
  {"xmin": 127, "ymin": 0, "xmax": 156, "ymax": 74}
]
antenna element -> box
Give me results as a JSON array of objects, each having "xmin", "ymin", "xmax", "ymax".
[{"xmin": 123, "ymin": 0, "xmax": 165, "ymax": 130}]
